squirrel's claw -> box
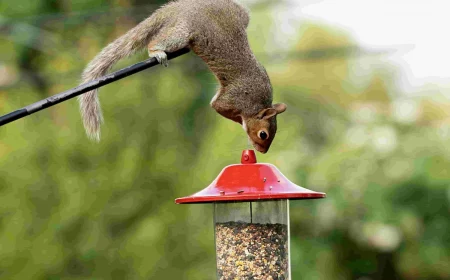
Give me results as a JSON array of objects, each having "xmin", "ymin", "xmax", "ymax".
[{"xmin": 149, "ymin": 50, "xmax": 168, "ymax": 67}]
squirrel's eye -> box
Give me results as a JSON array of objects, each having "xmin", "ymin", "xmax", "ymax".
[{"xmin": 258, "ymin": 130, "xmax": 268, "ymax": 140}]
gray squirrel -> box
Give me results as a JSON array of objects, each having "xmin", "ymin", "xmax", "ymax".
[{"xmin": 79, "ymin": 0, "xmax": 286, "ymax": 153}]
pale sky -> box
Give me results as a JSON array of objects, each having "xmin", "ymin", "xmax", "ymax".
[
  {"xmin": 272, "ymin": 0, "xmax": 450, "ymax": 93},
  {"xmin": 253, "ymin": 0, "xmax": 450, "ymax": 92}
]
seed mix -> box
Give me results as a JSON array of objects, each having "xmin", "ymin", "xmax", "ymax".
[{"xmin": 215, "ymin": 221, "xmax": 289, "ymax": 280}]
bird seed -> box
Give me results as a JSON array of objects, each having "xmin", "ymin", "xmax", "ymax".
[{"xmin": 215, "ymin": 221, "xmax": 289, "ymax": 280}]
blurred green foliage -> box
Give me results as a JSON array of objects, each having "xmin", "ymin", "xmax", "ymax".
[{"xmin": 0, "ymin": 1, "xmax": 449, "ymax": 279}]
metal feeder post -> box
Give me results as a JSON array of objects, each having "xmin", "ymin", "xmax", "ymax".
[{"xmin": 175, "ymin": 150, "xmax": 326, "ymax": 279}]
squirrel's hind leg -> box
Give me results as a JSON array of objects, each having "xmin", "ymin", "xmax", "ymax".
[
  {"xmin": 148, "ymin": 50, "xmax": 169, "ymax": 67},
  {"xmin": 148, "ymin": 22, "xmax": 190, "ymax": 67}
]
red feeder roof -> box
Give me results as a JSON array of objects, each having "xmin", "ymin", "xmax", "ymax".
[{"xmin": 175, "ymin": 150, "xmax": 326, "ymax": 204}]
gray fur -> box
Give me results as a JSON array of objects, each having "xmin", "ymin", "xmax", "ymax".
[
  {"xmin": 79, "ymin": 0, "xmax": 286, "ymax": 152},
  {"xmin": 79, "ymin": 14, "xmax": 159, "ymax": 140}
]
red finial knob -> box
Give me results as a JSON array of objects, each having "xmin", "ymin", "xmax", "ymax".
[{"xmin": 241, "ymin": 150, "xmax": 257, "ymax": 164}]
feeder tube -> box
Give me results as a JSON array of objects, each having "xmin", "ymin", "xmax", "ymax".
[{"xmin": 214, "ymin": 200, "xmax": 291, "ymax": 279}]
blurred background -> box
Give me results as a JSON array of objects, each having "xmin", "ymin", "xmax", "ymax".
[{"xmin": 0, "ymin": 0, "xmax": 449, "ymax": 279}]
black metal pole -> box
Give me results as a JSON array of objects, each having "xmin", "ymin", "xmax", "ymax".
[{"xmin": 0, "ymin": 48, "xmax": 190, "ymax": 126}]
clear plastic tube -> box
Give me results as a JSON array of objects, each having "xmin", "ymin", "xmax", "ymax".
[{"xmin": 214, "ymin": 200, "xmax": 290, "ymax": 279}]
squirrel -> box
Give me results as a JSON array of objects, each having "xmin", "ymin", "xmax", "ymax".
[{"xmin": 79, "ymin": 0, "xmax": 287, "ymax": 153}]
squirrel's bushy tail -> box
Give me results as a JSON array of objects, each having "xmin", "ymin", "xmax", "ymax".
[{"xmin": 79, "ymin": 16, "xmax": 159, "ymax": 141}]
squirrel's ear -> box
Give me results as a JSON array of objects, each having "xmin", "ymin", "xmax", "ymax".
[
  {"xmin": 257, "ymin": 103, "xmax": 287, "ymax": 120},
  {"xmin": 257, "ymin": 108, "xmax": 277, "ymax": 120},
  {"xmin": 273, "ymin": 103, "xmax": 287, "ymax": 114}
]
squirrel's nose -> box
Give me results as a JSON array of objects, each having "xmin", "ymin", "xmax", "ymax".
[{"xmin": 252, "ymin": 143, "xmax": 268, "ymax": 154}]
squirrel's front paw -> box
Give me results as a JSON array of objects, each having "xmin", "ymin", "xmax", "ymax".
[{"xmin": 149, "ymin": 50, "xmax": 168, "ymax": 67}]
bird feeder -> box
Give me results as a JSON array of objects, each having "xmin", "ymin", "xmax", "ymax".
[{"xmin": 175, "ymin": 150, "xmax": 326, "ymax": 279}]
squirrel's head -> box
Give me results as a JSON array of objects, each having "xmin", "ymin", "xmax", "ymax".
[{"xmin": 243, "ymin": 103, "xmax": 287, "ymax": 153}]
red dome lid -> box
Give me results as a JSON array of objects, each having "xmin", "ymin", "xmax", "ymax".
[{"xmin": 175, "ymin": 150, "xmax": 326, "ymax": 204}]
